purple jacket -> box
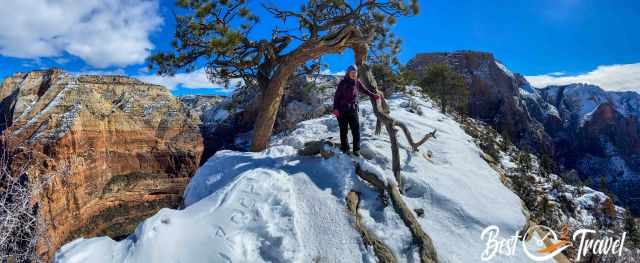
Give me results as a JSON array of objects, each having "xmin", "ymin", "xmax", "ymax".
[{"xmin": 333, "ymin": 77, "xmax": 375, "ymax": 112}]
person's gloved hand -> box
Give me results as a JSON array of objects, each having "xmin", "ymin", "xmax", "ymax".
[{"xmin": 332, "ymin": 109, "xmax": 340, "ymax": 118}]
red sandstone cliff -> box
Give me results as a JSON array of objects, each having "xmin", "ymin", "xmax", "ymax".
[{"xmin": 0, "ymin": 69, "xmax": 205, "ymax": 260}]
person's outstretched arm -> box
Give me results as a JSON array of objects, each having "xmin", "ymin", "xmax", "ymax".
[{"xmin": 357, "ymin": 79, "xmax": 378, "ymax": 98}]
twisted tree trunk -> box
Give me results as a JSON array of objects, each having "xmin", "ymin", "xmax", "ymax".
[
  {"xmin": 250, "ymin": 65, "xmax": 296, "ymax": 152},
  {"xmin": 353, "ymin": 45, "xmax": 436, "ymax": 190},
  {"xmin": 250, "ymin": 26, "xmax": 356, "ymax": 152}
]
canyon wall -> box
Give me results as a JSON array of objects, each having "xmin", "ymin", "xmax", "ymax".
[{"xmin": 0, "ymin": 69, "xmax": 205, "ymax": 260}]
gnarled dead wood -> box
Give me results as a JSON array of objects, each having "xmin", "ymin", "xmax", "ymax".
[
  {"xmin": 353, "ymin": 163, "xmax": 438, "ymax": 263},
  {"xmin": 355, "ymin": 61, "xmax": 436, "ymax": 189},
  {"xmin": 354, "ymin": 164, "xmax": 386, "ymax": 193},
  {"xmin": 346, "ymin": 191, "xmax": 397, "ymax": 263},
  {"xmin": 398, "ymin": 126, "xmax": 437, "ymax": 152},
  {"xmin": 387, "ymin": 181, "xmax": 438, "ymax": 263},
  {"xmin": 352, "ymin": 43, "xmax": 438, "ymax": 263}
]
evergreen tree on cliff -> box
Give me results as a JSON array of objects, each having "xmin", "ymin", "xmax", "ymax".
[
  {"xmin": 418, "ymin": 63, "xmax": 468, "ymax": 115},
  {"xmin": 149, "ymin": 0, "xmax": 419, "ymax": 152}
]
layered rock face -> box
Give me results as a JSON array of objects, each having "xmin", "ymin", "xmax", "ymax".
[
  {"xmin": 0, "ymin": 69, "xmax": 204, "ymax": 260},
  {"xmin": 407, "ymin": 51, "xmax": 640, "ymax": 215},
  {"xmin": 179, "ymin": 94, "xmax": 224, "ymax": 121}
]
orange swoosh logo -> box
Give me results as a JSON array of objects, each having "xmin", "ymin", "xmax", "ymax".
[{"xmin": 536, "ymin": 240, "xmax": 571, "ymax": 254}]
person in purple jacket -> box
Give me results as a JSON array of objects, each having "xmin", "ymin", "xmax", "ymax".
[{"xmin": 332, "ymin": 65, "xmax": 379, "ymax": 156}]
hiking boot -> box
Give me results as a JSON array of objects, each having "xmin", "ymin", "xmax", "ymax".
[{"xmin": 352, "ymin": 150, "xmax": 360, "ymax": 157}]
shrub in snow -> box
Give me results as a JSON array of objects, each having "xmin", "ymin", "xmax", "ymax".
[{"xmin": 0, "ymin": 149, "xmax": 43, "ymax": 262}]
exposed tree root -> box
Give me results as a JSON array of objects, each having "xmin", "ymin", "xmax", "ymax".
[
  {"xmin": 386, "ymin": 181, "xmax": 438, "ymax": 263},
  {"xmin": 354, "ymin": 165, "xmax": 386, "ymax": 196},
  {"xmin": 346, "ymin": 191, "xmax": 397, "ymax": 263},
  {"xmin": 352, "ymin": 45, "xmax": 438, "ymax": 261},
  {"xmin": 354, "ymin": 164, "xmax": 438, "ymax": 263},
  {"xmin": 300, "ymin": 141, "xmax": 439, "ymax": 262}
]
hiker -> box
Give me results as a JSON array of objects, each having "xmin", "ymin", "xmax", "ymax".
[{"xmin": 332, "ymin": 65, "xmax": 379, "ymax": 156}]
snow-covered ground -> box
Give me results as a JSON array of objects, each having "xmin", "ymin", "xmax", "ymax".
[{"xmin": 54, "ymin": 95, "xmax": 541, "ymax": 262}]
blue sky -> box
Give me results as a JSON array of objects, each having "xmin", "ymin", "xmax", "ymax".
[{"xmin": 1, "ymin": 0, "xmax": 639, "ymax": 96}]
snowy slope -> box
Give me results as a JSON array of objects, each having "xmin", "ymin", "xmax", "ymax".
[{"xmin": 55, "ymin": 95, "xmax": 538, "ymax": 262}]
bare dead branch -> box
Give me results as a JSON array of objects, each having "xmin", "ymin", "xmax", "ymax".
[
  {"xmin": 397, "ymin": 125, "xmax": 437, "ymax": 152},
  {"xmin": 350, "ymin": 42, "xmax": 439, "ymax": 263}
]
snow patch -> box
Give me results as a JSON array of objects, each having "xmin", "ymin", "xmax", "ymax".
[{"xmin": 495, "ymin": 61, "xmax": 515, "ymax": 78}]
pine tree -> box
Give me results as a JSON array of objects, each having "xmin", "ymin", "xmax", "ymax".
[
  {"xmin": 150, "ymin": 0, "xmax": 420, "ymax": 151},
  {"xmin": 623, "ymin": 209, "xmax": 640, "ymax": 247},
  {"xmin": 599, "ymin": 177, "xmax": 608, "ymax": 194},
  {"xmin": 500, "ymin": 135, "xmax": 511, "ymax": 152},
  {"xmin": 539, "ymin": 153, "xmax": 554, "ymax": 177},
  {"xmin": 539, "ymin": 195, "xmax": 550, "ymax": 222},
  {"xmin": 576, "ymin": 181, "xmax": 585, "ymax": 195},
  {"xmin": 516, "ymin": 150, "xmax": 532, "ymax": 175},
  {"xmin": 584, "ymin": 177, "xmax": 594, "ymax": 188},
  {"xmin": 418, "ymin": 63, "xmax": 468, "ymax": 114}
]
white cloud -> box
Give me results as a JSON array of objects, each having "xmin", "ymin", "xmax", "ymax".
[
  {"xmin": 0, "ymin": 0, "xmax": 162, "ymax": 68},
  {"xmin": 135, "ymin": 68, "xmax": 241, "ymax": 90},
  {"xmin": 321, "ymin": 69, "xmax": 346, "ymax": 76},
  {"xmin": 53, "ymin": 57, "xmax": 70, "ymax": 65},
  {"xmin": 547, "ymin": 72, "xmax": 566, "ymax": 76},
  {"xmin": 525, "ymin": 63, "xmax": 640, "ymax": 92},
  {"xmin": 73, "ymin": 69, "xmax": 127, "ymax": 76}
]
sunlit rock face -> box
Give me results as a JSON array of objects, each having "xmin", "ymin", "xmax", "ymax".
[{"xmin": 0, "ymin": 69, "xmax": 204, "ymax": 260}]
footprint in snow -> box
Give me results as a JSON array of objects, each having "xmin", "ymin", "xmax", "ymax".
[
  {"xmin": 240, "ymin": 184, "xmax": 257, "ymax": 195},
  {"xmin": 218, "ymin": 252, "xmax": 232, "ymax": 263},
  {"xmin": 239, "ymin": 198, "xmax": 253, "ymax": 209},
  {"xmin": 230, "ymin": 210, "xmax": 250, "ymax": 225},
  {"xmin": 215, "ymin": 226, "xmax": 226, "ymax": 237}
]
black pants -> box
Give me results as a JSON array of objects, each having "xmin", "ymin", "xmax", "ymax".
[{"xmin": 337, "ymin": 108, "xmax": 360, "ymax": 152}]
